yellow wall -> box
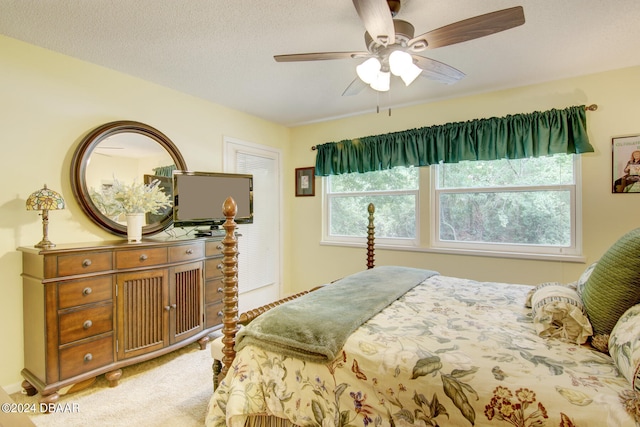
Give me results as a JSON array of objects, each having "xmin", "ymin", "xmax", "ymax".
[
  {"xmin": 0, "ymin": 35, "xmax": 292, "ymax": 389},
  {"xmin": 288, "ymin": 66, "xmax": 640, "ymax": 290},
  {"xmin": 2, "ymin": 30, "xmax": 640, "ymax": 392}
]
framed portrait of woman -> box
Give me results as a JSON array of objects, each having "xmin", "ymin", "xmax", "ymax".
[{"xmin": 612, "ymin": 135, "xmax": 640, "ymax": 193}]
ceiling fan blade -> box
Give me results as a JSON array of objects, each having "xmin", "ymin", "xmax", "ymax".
[
  {"xmin": 413, "ymin": 56, "xmax": 466, "ymax": 85},
  {"xmin": 342, "ymin": 77, "xmax": 368, "ymax": 96},
  {"xmin": 274, "ymin": 52, "xmax": 368, "ymax": 62},
  {"xmin": 352, "ymin": 0, "xmax": 396, "ymax": 45},
  {"xmin": 409, "ymin": 6, "xmax": 525, "ymax": 51}
]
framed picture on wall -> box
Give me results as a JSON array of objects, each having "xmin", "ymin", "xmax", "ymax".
[
  {"xmin": 295, "ymin": 167, "xmax": 315, "ymax": 197},
  {"xmin": 612, "ymin": 135, "xmax": 640, "ymax": 193}
]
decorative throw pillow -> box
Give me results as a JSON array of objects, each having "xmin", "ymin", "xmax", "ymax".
[
  {"xmin": 524, "ymin": 282, "xmax": 562, "ymax": 308},
  {"xmin": 581, "ymin": 228, "xmax": 640, "ymax": 352},
  {"xmin": 576, "ymin": 262, "xmax": 598, "ymax": 298},
  {"xmin": 609, "ymin": 304, "xmax": 640, "ymax": 391},
  {"xmin": 531, "ymin": 284, "xmax": 593, "ymax": 344}
]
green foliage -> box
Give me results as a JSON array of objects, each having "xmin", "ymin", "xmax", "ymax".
[
  {"xmin": 327, "ymin": 155, "xmax": 575, "ymax": 247},
  {"xmin": 330, "ymin": 167, "xmax": 418, "ymax": 192},
  {"xmin": 438, "ymin": 155, "xmax": 574, "ymax": 246},
  {"xmin": 438, "ymin": 155, "xmax": 574, "ymax": 188},
  {"xmin": 329, "ymin": 167, "xmax": 418, "ymax": 239}
]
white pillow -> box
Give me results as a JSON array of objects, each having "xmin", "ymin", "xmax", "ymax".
[
  {"xmin": 531, "ymin": 284, "xmax": 593, "ymax": 344},
  {"xmin": 525, "ymin": 282, "xmax": 561, "ymax": 308}
]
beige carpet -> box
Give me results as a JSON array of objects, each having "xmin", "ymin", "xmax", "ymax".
[{"xmin": 10, "ymin": 342, "xmax": 215, "ymax": 427}]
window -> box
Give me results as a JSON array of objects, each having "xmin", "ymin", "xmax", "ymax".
[
  {"xmin": 324, "ymin": 167, "xmax": 419, "ymax": 245},
  {"xmin": 433, "ymin": 154, "xmax": 581, "ymax": 255},
  {"xmin": 323, "ymin": 154, "xmax": 581, "ymax": 258}
]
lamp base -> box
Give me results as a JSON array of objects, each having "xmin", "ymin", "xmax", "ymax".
[
  {"xmin": 34, "ymin": 239, "xmax": 56, "ymax": 249},
  {"xmin": 35, "ymin": 209, "xmax": 56, "ymax": 249}
]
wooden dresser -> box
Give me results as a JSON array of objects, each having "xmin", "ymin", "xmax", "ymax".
[{"xmin": 18, "ymin": 235, "xmax": 230, "ymax": 404}]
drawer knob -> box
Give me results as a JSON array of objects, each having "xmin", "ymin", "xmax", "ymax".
[
  {"xmin": 217, "ymin": 263, "xmax": 223, "ymax": 270},
  {"xmin": 186, "ymin": 248, "xmax": 193, "ymax": 255},
  {"xmin": 217, "ymin": 287, "xmax": 223, "ymax": 293},
  {"xmin": 82, "ymin": 259, "xmax": 92, "ymax": 268},
  {"xmin": 139, "ymin": 254, "xmax": 148, "ymax": 261},
  {"xmin": 216, "ymin": 244, "xmax": 223, "ymax": 250},
  {"xmin": 84, "ymin": 353, "xmax": 93, "ymax": 362},
  {"xmin": 82, "ymin": 287, "xmax": 92, "ymax": 296},
  {"xmin": 83, "ymin": 320, "xmax": 93, "ymax": 329},
  {"xmin": 217, "ymin": 311, "xmax": 223, "ymax": 317},
  {"xmin": 164, "ymin": 305, "xmax": 171, "ymax": 311}
]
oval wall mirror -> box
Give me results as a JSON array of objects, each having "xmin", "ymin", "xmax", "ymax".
[{"xmin": 71, "ymin": 121, "xmax": 187, "ymax": 237}]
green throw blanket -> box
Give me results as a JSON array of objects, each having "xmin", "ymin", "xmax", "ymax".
[{"xmin": 235, "ymin": 266, "xmax": 438, "ymax": 363}]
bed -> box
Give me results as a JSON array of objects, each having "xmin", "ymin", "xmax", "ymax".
[{"xmin": 206, "ymin": 199, "xmax": 640, "ymax": 427}]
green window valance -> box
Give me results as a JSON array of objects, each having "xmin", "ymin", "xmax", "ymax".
[
  {"xmin": 153, "ymin": 165, "xmax": 177, "ymax": 177},
  {"xmin": 314, "ymin": 105, "xmax": 593, "ymax": 176}
]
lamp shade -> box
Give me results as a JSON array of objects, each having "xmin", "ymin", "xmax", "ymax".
[
  {"xmin": 389, "ymin": 50, "xmax": 413, "ymax": 76},
  {"xmin": 356, "ymin": 58, "xmax": 381, "ymax": 84},
  {"xmin": 370, "ymin": 71, "xmax": 390, "ymax": 92},
  {"xmin": 400, "ymin": 62, "xmax": 422, "ymax": 86},
  {"xmin": 26, "ymin": 184, "xmax": 65, "ymax": 211}
]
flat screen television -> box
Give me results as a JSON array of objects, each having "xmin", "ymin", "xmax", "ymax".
[{"xmin": 172, "ymin": 171, "xmax": 253, "ymax": 229}]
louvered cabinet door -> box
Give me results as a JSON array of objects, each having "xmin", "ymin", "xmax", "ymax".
[
  {"xmin": 116, "ymin": 269, "xmax": 169, "ymax": 359},
  {"xmin": 169, "ymin": 261, "xmax": 205, "ymax": 344}
]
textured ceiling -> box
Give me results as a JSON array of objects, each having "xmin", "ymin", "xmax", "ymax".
[{"xmin": 1, "ymin": 0, "xmax": 640, "ymax": 127}]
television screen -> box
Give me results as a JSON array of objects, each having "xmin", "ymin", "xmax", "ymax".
[{"xmin": 172, "ymin": 171, "xmax": 253, "ymax": 228}]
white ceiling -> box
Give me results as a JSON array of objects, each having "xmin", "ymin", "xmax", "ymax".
[{"xmin": 1, "ymin": 1, "xmax": 640, "ymax": 127}]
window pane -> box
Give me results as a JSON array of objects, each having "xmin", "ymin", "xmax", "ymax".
[
  {"xmin": 330, "ymin": 167, "xmax": 418, "ymax": 192},
  {"xmin": 439, "ymin": 190, "xmax": 571, "ymax": 246},
  {"xmin": 438, "ymin": 155, "xmax": 574, "ymax": 189},
  {"xmin": 330, "ymin": 194, "xmax": 416, "ymax": 238}
]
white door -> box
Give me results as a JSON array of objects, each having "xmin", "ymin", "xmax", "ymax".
[{"xmin": 224, "ymin": 137, "xmax": 281, "ymax": 312}]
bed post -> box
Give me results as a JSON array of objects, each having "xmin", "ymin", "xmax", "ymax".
[
  {"xmin": 367, "ymin": 203, "xmax": 375, "ymax": 269},
  {"xmin": 219, "ymin": 197, "xmax": 239, "ymax": 382}
]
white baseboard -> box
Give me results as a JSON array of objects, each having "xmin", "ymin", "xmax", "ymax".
[{"xmin": 2, "ymin": 382, "xmax": 25, "ymax": 395}]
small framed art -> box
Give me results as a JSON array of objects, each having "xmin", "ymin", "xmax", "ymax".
[
  {"xmin": 612, "ymin": 135, "xmax": 640, "ymax": 193},
  {"xmin": 295, "ymin": 167, "xmax": 315, "ymax": 197}
]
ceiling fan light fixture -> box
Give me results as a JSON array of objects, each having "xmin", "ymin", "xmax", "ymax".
[
  {"xmin": 388, "ymin": 50, "xmax": 413, "ymax": 76},
  {"xmin": 356, "ymin": 58, "xmax": 381, "ymax": 84},
  {"xmin": 370, "ymin": 71, "xmax": 390, "ymax": 92},
  {"xmin": 400, "ymin": 62, "xmax": 422, "ymax": 86}
]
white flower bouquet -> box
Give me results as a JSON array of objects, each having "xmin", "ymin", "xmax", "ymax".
[{"xmin": 91, "ymin": 177, "xmax": 172, "ymax": 216}]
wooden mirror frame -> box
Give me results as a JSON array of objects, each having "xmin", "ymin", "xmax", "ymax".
[{"xmin": 70, "ymin": 121, "xmax": 187, "ymax": 237}]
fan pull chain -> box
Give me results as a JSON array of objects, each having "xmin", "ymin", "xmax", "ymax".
[{"xmin": 374, "ymin": 92, "xmax": 392, "ymax": 117}]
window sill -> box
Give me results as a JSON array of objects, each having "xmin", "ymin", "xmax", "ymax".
[{"xmin": 319, "ymin": 240, "xmax": 586, "ymax": 263}]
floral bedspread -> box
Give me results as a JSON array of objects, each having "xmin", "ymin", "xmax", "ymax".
[{"xmin": 206, "ymin": 275, "xmax": 637, "ymax": 427}]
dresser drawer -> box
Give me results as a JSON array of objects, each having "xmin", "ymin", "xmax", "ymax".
[
  {"xmin": 169, "ymin": 242, "xmax": 204, "ymax": 263},
  {"xmin": 205, "ymin": 240, "xmax": 224, "ymax": 257},
  {"xmin": 56, "ymin": 251, "xmax": 112, "ymax": 277},
  {"xmin": 205, "ymin": 301, "xmax": 224, "ymax": 328},
  {"xmin": 59, "ymin": 335, "xmax": 114, "ymax": 380},
  {"xmin": 58, "ymin": 276, "xmax": 112, "ymax": 309},
  {"xmin": 205, "ymin": 279, "xmax": 224, "ymax": 304},
  {"xmin": 205, "ymin": 258, "xmax": 224, "ymax": 280},
  {"xmin": 59, "ymin": 303, "xmax": 113, "ymax": 345},
  {"xmin": 115, "ymin": 248, "xmax": 167, "ymax": 269}
]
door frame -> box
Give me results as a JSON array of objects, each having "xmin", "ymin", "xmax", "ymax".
[{"xmin": 223, "ymin": 136, "xmax": 283, "ymax": 302}]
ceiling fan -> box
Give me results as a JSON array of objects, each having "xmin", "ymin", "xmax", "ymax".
[{"xmin": 274, "ymin": 0, "xmax": 525, "ymax": 95}]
